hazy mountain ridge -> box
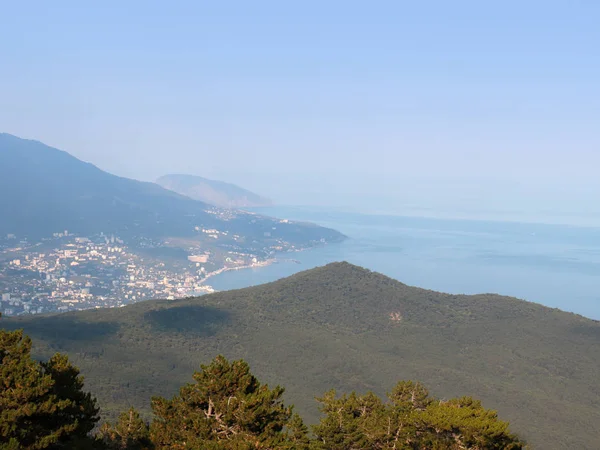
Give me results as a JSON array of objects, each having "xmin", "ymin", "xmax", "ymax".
[
  {"xmin": 2, "ymin": 262, "xmax": 599, "ymax": 449},
  {"xmin": 156, "ymin": 174, "xmax": 272, "ymax": 208},
  {"xmin": 0, "ymin": 133, "xmax": 343, "ymax": 246}
]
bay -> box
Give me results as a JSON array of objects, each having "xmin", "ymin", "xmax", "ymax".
[{"xmin": 209, "ymin": 206, "xmax": 600, "ymax": 320}]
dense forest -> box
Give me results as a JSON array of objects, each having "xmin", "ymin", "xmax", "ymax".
[
  {"xmin": 1, "ymin": 326, "xmax": 524, "ymax": 449},
  {"xmin": 2, "ymin": 263, "xmax": 600, "ymax": 448}
]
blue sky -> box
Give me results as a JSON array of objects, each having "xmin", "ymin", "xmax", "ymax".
[{"xmin": 1, "ymin": 1, "xmax": 599, "ymax": 223}]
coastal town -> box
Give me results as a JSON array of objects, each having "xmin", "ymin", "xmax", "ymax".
[{"xmin": 0, "ymin": 230, "xmax": 275, "ymax": 316}]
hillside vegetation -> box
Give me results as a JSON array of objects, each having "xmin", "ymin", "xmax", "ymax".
[
  {"xmin": 3, "ymin": 262, "xmax": 600, "ymax": 448},
  {"xmin": 1, "ymin": 329, "xmax": 524, "ymax": 449}
]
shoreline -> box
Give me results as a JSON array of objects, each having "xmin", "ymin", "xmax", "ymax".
[
  {"xmin": 194, "ymin": 243, "xmax": 332, "ymax": 295},
  {"xmin": 198, "ymin": 258, "xmax": 278, "ymax": 288}
]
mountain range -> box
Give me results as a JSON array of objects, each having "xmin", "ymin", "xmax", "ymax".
[
  {"xmin": 0, "ymin": 133, "xmax": 342, "ymax": 249},
  {"xmin": 156, "ymin": 174, "xmax": 272, "ymax": 209},
  {"xmin": 3, "ymin": 262, "xmax": 599, "ymax": 449}
]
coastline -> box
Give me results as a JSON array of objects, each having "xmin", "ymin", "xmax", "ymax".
[
  {"xmin": 198, "ymin": 258, "xmax": 278, "ymax": 289},
  {"xmin": 190, "ymin": 241, "xmax": 335, "ymax": 296}
]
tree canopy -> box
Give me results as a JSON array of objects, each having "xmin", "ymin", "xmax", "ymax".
[
  {"xmin": 150, "ymin": 355, "xmax": 307, "ymax": 449},
  {"xmin": 0, "ymin": 327, "xmax": 99, "ymax": 449},
  {"xmin": 312, "ymin": 382, "xmax": 524, "ymax": 449},
  {"xmin": 97, "ymin": 408, "xmax": 152, "ymax": 450},
  {"xmin": 1, "ymin": 326, "xmax": 525, "ymax": 449}
]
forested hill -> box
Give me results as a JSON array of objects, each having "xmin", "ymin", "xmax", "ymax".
[{"xmin": 3, "ymin": 262, "xmax": 600, "ymax": 448}]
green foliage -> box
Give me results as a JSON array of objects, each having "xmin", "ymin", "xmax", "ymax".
[
  {"xmin": 150, "ymin": 355, "xmax": 306, "ymax": 449},
  {"xmin": 97, "ymin": 408, "xmax": 152, "ymax": 450},
  {"xmin": 311, "ymin": 391, "xmax": 388, "ymax": 450},
  {"xmin": 0, "ymin": 328, "xmax": 99, "ymax": 449},
  {"xmin": 389, "ymin": 381, "xmax": 432, "ymax": 411},
  {"xmin": 3, "ymin": 262, "xmax": 600, "ymax": 448},
  {"xmin": 311, "ymin": 383, "xmax": 525, "ymax": 450},
  {"xmin": 413, "ymin": 397, "xmax": 523, "ymax": 449},
  {"xmin": 1, "ymin": 328, "xmax": 522, "ymax": 450}
]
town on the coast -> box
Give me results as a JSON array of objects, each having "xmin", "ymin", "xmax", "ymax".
[{"xmin": 0, "ymin": 230, "xmax": 277, "ymax": 316}]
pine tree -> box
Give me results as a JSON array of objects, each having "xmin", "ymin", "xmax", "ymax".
[
  {"xmin": 150, "ymin": 355, "xmax": 307, "ymax": 449},
  {"xmin": 282, "ymin": 413, "xmax": 310, "ymax": 450},
  {"xmin": 413, "ymin": 396, "xmax": 524, "ymax": 449},
  {"xmin": 0, "ymin": 327, "xmax": 99, "ymax": 449},
  {"xmin": 388, "ymin": 381, "xmax": 432, "ymax": 411},
  {"xmin": 311, "ymin": 390, "xmax": 389, "ymax": 450},
  {"xmin": 311, "ymin": 381, "xmax": 525, "ymax": 450},
  {"xmin": 97, "ymin": 407, "xmax": 152, "ymax": 450}
]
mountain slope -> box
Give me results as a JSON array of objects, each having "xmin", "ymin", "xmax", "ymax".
[
  {"xmin": 0, "ymin": 133, "xmax": 342, "ymax": 247},
  {"xmin": 2, "ymin": 262, "xmax": 599, "ymax": 449},
  {"xmin": 156, "ymin": 174, "xmax": 272, "ymax": 208}
]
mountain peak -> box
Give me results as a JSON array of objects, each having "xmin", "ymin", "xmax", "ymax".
[{"xmin": 156, "ymin": 173, "xmax": 272, "ymax": 209}]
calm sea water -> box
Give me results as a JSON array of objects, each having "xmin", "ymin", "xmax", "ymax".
[{"xmin": 210, "ymin": 206, "xmax": 600, "ymax": 320}]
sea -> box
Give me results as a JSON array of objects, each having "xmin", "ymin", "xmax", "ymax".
[{"xmin": 209, "ymin": 206, "xmax": 600, "ymax": 321}]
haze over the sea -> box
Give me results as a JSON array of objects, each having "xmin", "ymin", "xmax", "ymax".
[{"xmin": 1, "ymin": 2, "xmax": 598, "ymax": 226}]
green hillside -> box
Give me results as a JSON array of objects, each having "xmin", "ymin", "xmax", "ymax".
[{"xmin": 3, "ymin": 262, "xmax": 599, "ymax": 448}]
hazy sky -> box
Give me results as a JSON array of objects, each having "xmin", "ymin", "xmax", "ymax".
[{"xmin": 1, "ymin": 1, "xmax": 599, "ymax": 222}]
